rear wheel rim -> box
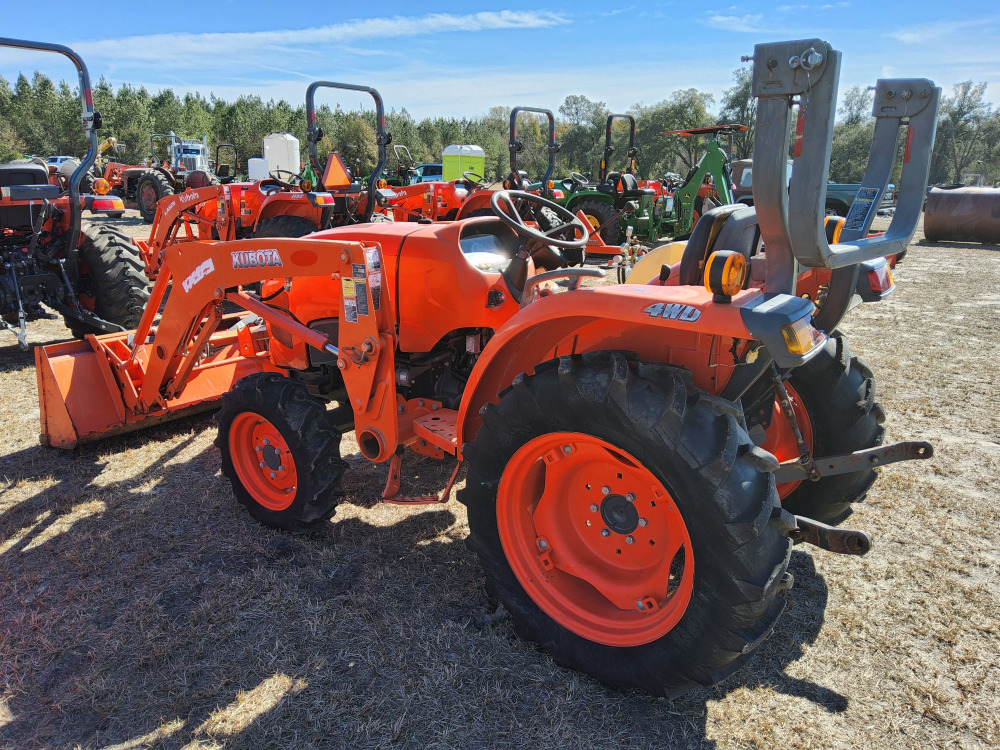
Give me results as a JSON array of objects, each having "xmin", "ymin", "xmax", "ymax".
[
  {"xmin": 76, "ymin": 258, "xmax": 96, "ymax": 311},
  {"xmin": 139, "ymin": 181, "xmax": 158, "ymax": 213},
  {"xmin": 228, "ymin": 412, "xmax": 298, "ymax": 511},
  {"xmin": 496, "ymin": 432, "xmax": 694, "ymax": 647},
  {"xmin": 761, "ymin": 382, "xmax": 814, "ymax": 498}
]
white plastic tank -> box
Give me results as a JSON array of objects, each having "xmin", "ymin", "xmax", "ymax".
[
  {"xmin": 247, "ymin": 158, "xmax": 270, "ymax": 181},
  {"xmin": 262, "ymin": 133, "xmax": 300, "ymax": 176}
]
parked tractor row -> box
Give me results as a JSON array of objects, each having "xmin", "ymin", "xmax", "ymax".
[{"xmin": 3, "ymin": 35, "xmax": 941, "ymax": 697}]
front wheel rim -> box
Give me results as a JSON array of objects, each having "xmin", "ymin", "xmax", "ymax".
[
  {"xmin": 496, "ymin": 432, "xmax": 694, "ymax": 647},
  {"xmin": 228, "ymin": 412, "xmax": 298, "ymax": 511}
]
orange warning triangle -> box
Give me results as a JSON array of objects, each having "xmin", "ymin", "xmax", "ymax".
[{"xmin": 322, "ymin": 153, "xmax": 352, "ymax": 190}]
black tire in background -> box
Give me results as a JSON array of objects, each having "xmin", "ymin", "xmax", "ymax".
[
  {"xmin": 251, "ymin": 215, "xmax": 318, "ymax": 239},
  {"xmin": 779, "ymin": 332, "xmax": 886, "ymax": 525},
  {"xmin": 216, "ymin": 373, "xmax": 346, "ymax": 533},
  {"xmin": 135, "ymin": 169, "xmax": 174, "ymax": 223},
  {"xmin": 66, "ymin": 224, "xmax": 150, "ymax": 338},
  {"xmin": 461, "ymin": 351, "xmax": 792, "ymax": 696},
  {"xmin": 576, "ymin": 199, "xmax": 621, "ymax": 245}
]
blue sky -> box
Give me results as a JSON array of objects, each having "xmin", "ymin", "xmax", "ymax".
[{"xmin": 1, "ymin": 1, "xmax": 997, "ymax": 119}]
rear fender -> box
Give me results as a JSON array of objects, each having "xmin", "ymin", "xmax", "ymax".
[
  {"xmin": 256, "ymin": 193, "xmax": 321, "ymax": 226},
  {"xmin": 455, "ymin": 191, "xmax": 494, "ymax": 219},
  {"xmin": 457, "ymin": 284, "xmax": 765, "ymax": 450}
]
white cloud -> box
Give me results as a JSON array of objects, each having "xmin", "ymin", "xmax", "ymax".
[
  {"xmin": 71, "ymin": 11, "xmax": 567, "ymax": 64},
  {"xmin": 705, "ymin": 14, "xmax": 765, "ymax": 33},
  {"xmin": 889, "ymin": 18, "xmax": 994, "ymax": 44}
]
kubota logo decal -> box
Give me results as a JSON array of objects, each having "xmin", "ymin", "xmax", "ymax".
[
  {"xmin": 182, "ymin": 258, "xmax": 215, "ymax": 293},
  {"xmin": 231, "ymin": 248, "xmax": 283, "ymax": 269},
  {"xmin": 643, "ymin": 302, "xmax": 701, "ymax": 322},
  {"xmin": 179, "ymin": 191, "xmax": 200, "ymax": 205}
]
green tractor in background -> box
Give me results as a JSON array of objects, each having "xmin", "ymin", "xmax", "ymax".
[{"xmin": 551, "ymin": 116, "xmax": 745, "ymax": 245}]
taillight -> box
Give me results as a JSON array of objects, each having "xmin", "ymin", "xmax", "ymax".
[{"xmin": 867, "ymin": 264, "xmax": 894, "ymax": 294}]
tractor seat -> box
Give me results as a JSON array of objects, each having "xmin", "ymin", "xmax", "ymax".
[
  {"xmin": 677, "ymin": 205, "xmax": 756, "ymax": 286},
  {"xmin": 618, "ymin": 173, "xmax": 657, "ymax": 199},
  {"xmin": 0, "ymin": 162, "xmax": 60, "ymax": 200}
]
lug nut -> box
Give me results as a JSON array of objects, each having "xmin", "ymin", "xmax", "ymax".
[
  {"xmin": 589, "ymin": 504, "xmax": 598, "ymax": 513},
  {"xmin": 601, "ymin": 486, "xmax": 611, "ymax": 495},
  {"xmin": 636, "ymin": 600, "xmax": 645, "ymax": 610},
  {"xmin": 626, "ymin": 493, "xmax": 635, "ymax": 503},
  {"xmin": 601, "ymin": 528, "xmax": 610, "ymax": 537},
  {"xmin": 626, "ymin": 536, "xmax": 635, "ymax": 545},
  {"xmin": 255, "ymin": 445, "xmax": 262, "ymax": 452},
  {"xmin": 259, "ymin": 462, "xmax": 265, "ymax": 469},
  {"xmin": 263, "ymin": 439, "xmax": 269, "ymax": 446},
  {"xmin": 270, "ymin": 472, "xmax": 277, "ymax": 479},
  {"xmin": 638, "ymin": 518, "xmax": 648, "ymax": 527},
  {"xmin": 278, "ymin": 465, "xmax": 285, "ymax": 471},
  {"xmin": 562, "ymin": 445, "xmax": 572, "ymax": 454}
]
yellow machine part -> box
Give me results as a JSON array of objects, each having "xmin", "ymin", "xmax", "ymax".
[{"xmin": 625, "ymin": 241, "xmax": 687, "ymax": 283}]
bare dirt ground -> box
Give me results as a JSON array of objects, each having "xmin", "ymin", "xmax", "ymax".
[{"xmin": 1, "ymin": 211, "xmax": 998, "ymax": 749}]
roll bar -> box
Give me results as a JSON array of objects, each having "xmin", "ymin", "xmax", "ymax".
[
  {"xmin": 598, "ymin": 114, "xmax": 637, "ymax": 183},
  {"xmin": 508, "ymin": 107, "xmax": 558, "ymax": 195},
  {"xmin": 749, "ymin": 39, "xmax": 940, "ymax": 294},
  {"xmin": 393, "ymin": 144, "xmax": 413, "ymax": 167},
  {"xmin": 0, "ymin": 37, "xmax": 99, "ymax": 259},
  {"xmin": 305, "ymin": 81, "xmax": 389, "ymax": 224}
]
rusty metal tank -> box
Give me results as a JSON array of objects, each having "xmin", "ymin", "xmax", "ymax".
[{"xmin": 924, "ymin": 186, "xmax": 1000, "ymax": 243}]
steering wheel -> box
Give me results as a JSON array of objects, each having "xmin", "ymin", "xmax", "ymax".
[
  {"xmin": 463, "ymin": 170, "xmax": 488, "ymax": 188},
  {"xmin": 266, "ymin": 169, "xmax": 304, "ymax": 189},
  {"xmin": 490, "ymin": 190, "xmax": 590, "ymax": 250},
  {"xmin": 570, "ymin": 171, "xmax": 589, "ymax": 188}
]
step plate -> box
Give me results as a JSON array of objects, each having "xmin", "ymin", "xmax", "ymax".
[{"xmin": 412, "ymin": 409, "xmax": 458, "ymax": 454}]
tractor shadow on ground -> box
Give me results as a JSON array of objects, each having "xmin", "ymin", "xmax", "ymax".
[
  {"xmin": 0, "ymin": 333, "xmax": 69, "ymax": 374},
  {"xmin": 0, "ymin": 425, "xmax": 842, "ymax": 749}
]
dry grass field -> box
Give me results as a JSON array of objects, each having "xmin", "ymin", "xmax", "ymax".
[{"xmin": 1, "ymin": 212, "xmax": 998, "ymax": 749}]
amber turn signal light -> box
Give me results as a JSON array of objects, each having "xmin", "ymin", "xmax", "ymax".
[
  {"xmin": 704, "ymin": 250, "xmax": 747, "ymax": 301},
  {"xmin": 92, "ymin": 178, "xmax": 111, "ymax": 195}
]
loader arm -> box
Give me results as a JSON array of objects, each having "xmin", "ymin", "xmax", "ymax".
[
  {"xmin": 37, "ymin": 236, "xmax": 393, "ymax": 448},
  {"xmin": 140, "ymin": 184, "xmax": 236, "ymax": 277}
]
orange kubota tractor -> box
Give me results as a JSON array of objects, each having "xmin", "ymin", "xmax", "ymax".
[
  {"xmin": 35, "ymin": 40, "xmax": 938, "ymax": 696},
  {"xmin": 0, "ymin": 38, "xmax": 148, "ymax": 349}
]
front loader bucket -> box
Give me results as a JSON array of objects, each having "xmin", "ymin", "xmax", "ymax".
[
  {"xmin": 35, "ymin": 327, "xmax": 266, "ymax": 449},
  {"xmin": 36, "ymin": 337, "xmax": 128, "ymax": 448}
]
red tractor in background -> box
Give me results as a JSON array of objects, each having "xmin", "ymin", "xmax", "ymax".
[
  {"xmin": 0, "ymin": 37, "xmax": 148, "ymax": 349},
  {"xmin": 35, "ymin": 40, "xmax": 938, "ymax": 696},
  {"xmin": 128, "ymin": 81, "xmax": 400, "ymax": 279}
]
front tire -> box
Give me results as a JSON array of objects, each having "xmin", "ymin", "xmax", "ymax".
[
  {"xmin": 461, "ymin": 352, "xmax": 792, "ymax": 696},
  {"xmin": 217, "ymin": 373, "xmax": 346, "ymax": 532},
  {"xmin": 66, "ymin": 224, "xmax": 150, "ymax": 338}
]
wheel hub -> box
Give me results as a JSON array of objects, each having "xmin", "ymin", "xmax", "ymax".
[
  {"xmin": 600, "ymin": 494, "xmax": 639, "ymax": 535},
  {"xmin": 262, "ymin": 444, "xmax": 282, "ymax": 471}
]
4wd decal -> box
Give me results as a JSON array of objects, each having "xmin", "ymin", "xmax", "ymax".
[
  {"xmin": 231, "ymin": 248, "xmax": 283, "ymax": 269},
  {"xmin": 182, "ymin": 258, "xmax": 214, "ymax": 293},
  {"xmin": 643, "ymin": 302, "xmax": 701, "ymax": 322}
]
